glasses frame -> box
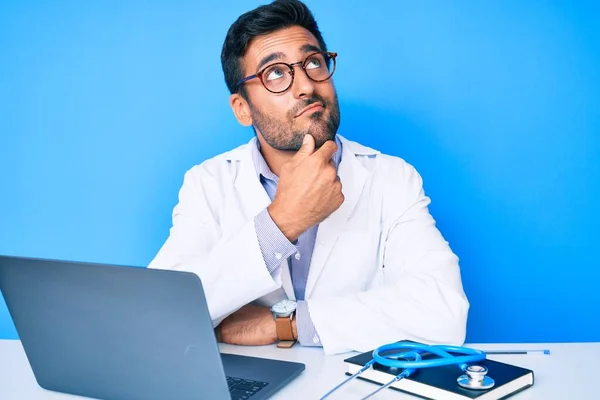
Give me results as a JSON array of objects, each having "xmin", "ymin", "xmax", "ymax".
[{"xmin": 235, "ymin": 51, "xmax": 337, "ymax": 94}]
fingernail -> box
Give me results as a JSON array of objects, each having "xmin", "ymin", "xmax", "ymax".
[{"xmin": 303, "ymin": 135, "xmax": 310, "ymax": 144}]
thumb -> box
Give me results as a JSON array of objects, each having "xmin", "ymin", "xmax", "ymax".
[{"xmin": 294, "ymin": 134, "xmax": 315, "ymax": 159}]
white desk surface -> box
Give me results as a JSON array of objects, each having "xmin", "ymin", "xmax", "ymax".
[{"xmin": 0, "ymin": 339, "xmax": 597, "ymax": 399}]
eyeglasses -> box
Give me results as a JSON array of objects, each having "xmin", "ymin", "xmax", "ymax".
[{"xmin": 236, "ymin": 51, "xmax": 337, "ymax": 94}]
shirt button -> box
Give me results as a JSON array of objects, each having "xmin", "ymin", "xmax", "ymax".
[
  {"xmin": 275, "ymin": 252, "xmax": 282, "ymax": 260},
  {"xmin": 294, "ymin": 252, "xmax": 301, "ymax": 260},
  {"xmin": 312, "ymin": 335, "xmax": 320, "ymax": 344}
]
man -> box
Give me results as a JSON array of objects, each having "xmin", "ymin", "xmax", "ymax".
[{"xmin": 148, "ymin": 0, "xmax": 469, "ymax": 355}]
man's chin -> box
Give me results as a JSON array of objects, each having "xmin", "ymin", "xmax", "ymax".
[
  {"xmin": 310, "ymin": 131, "xmax": 336, "ymax": 149},
  {"xmin": 309, "ymin": 120, "xmax": 336, "ymax": 146}
]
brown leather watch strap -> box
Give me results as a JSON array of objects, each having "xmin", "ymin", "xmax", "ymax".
[
  {"xmin": 277, "ymin": 340, "xmax": 296, "ymax": 349},
  {"xmin": 275, "ymin": 316, "xmax": 295, "ymax": 341}
]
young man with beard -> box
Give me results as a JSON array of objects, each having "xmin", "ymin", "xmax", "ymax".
[{"xmin": 149, "ymin": 0, "xmax": 469, "ymax": 355}]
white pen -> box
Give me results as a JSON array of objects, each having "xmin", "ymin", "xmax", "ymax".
[{"xmin": 485, "ymin": 349, "xmax": 550, "ymax": 355}]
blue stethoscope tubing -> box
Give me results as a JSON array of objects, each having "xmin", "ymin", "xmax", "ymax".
[
  {"xmin": 320, "ymin": 342, "xmax": 487, "ymax": 399},
  {"xmin": 374, "ymin": 342, "xmax": 486, "ymax": 370}
]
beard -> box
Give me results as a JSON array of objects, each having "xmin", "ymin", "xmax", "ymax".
[{"xmin": 249, "ymin": 92, "xmax": 341, "ymax": 151}]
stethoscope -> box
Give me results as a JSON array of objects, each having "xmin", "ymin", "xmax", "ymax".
[{"xmin": 321, "ymin": 341, "xmax": 495, "ymax": 399}]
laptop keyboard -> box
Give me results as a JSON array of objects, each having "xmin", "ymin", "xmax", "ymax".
[{"xmin": 227, "ymin": 376, "xmax": 269, "ymax": 400}]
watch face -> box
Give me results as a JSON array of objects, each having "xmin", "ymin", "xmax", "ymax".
[{"xmin": 271, "ymin": 299, "xmax": 297, "ymax": 314}]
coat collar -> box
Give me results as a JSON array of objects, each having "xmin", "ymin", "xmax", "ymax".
[
  {"xmin": 251, "ymin": 136, "xmax": 345, "ymax": 182},
  {"xmin": 221, "ymin": 134, "xmax": 379, "ymax": 162}
]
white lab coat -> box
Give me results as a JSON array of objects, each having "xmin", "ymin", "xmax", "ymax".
[{"xmin": 148, "ymin": 135, "xmax": 469, "ymax": 355}]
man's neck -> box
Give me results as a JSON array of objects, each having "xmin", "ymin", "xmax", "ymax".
[{"xmin": 256, "ymin": 136, "xmax": 296, "ymax": 177}]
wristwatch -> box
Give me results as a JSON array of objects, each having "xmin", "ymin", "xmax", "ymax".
[{"xmin": 270, "ymin": 299, "xmax": 297, "ymax": 348}]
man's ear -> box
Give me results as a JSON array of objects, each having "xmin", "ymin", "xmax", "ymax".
[{"xmin": 230, "ymin": 93, "xmax": 253, "ymax": 126}]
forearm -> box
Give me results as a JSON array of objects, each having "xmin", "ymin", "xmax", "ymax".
[
  {"xmin": 256, "ymin": 211, "xmax": 322, "ymax": 346},
  {"xmin": 149, "ymin": 217, "xmax": 282, "ymax": 325},
  {"xmin": 267, "ymin": 203, "xmax": 306, "ymax": 243},
  {"xmin": 216, "ymin": 304, "xmax": 302, "ymax": 346},
  {"xmin": 308, "ymin": 262, "xmax": 468, "ymax": 355},
  {"xmin": 216, "ymin": 304, "xmax": 280, "ymax": 346}
]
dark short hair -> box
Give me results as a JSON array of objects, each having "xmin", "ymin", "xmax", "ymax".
[{"xmin": 221, "ymin": 0, "xmax": 328, "ymax": 97}]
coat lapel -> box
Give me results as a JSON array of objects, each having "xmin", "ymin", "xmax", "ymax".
[
  {"xmin": 231, "ymin": 138, "xmax": 296, "ymax": 300},
  {"xmin": 232, "ymin": 141, "xmax": 271, "ymax": 219},
  {"xmin": 304, "ymin": 136, "xmax": 371, "ymax": 298}
]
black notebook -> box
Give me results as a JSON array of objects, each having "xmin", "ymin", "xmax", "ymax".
[{"xmin": 344, "ymin": 347, "xmax": 534, "ymax": 400}]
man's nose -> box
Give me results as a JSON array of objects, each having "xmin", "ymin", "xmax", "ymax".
[{"xmin": 290, "ymin": 65, "xmax": 316, "ymax": 99}]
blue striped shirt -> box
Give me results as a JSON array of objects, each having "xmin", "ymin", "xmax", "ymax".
[{"xmin": 252, "ymin": 137, "xmax": 343, "ymax": 347}]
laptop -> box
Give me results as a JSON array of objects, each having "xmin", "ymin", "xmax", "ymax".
[{"xmin": 0, "ymin": 255, "xmax": 305, "ymax": 400}]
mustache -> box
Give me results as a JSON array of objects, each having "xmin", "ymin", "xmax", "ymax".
[{"xmin": 289, "ymin": 95, "xmax": 328, "ymax": 117}]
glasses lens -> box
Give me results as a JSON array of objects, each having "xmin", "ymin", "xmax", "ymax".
[
  {"xmin": 262, "ymin": 63, "xmax": 292, "ymax": 93},
  {"xmin": 305, "ymin": 52, "xmax": 334, "ymax": 82}
]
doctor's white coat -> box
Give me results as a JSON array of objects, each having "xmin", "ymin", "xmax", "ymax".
[{"xmin": 148, "ymin": 135, "xmax": 469, "ymax": 355}]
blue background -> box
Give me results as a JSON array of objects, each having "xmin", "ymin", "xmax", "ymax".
[{"xmin": 1, "ymin": 0, "xmax": 598, "ymax": 342}]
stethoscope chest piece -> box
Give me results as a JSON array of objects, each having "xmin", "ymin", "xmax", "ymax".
[{"xmin": 457, "ymin": 365, "xmax": 495, "ymax": 390}]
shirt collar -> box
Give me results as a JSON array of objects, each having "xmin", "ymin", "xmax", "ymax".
[{"xmin": 252, "ymin": 136, "xmax": 343, "ymax": 181}]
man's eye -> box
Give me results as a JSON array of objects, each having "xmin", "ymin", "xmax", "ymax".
[
  {"xmin": 266, "ymin": 67, "xmax": 285, "ymax": 81},
  {"xmin": 306, "ymin": 58, "xmax": 322, "ymax": 69}
]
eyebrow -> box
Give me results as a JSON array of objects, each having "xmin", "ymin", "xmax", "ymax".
[
  {"xmin": 300, "ymin": 44, "xmax": 322, "ymax": 54},
  {"xmin": 256, "ymin": 51, "xmax": 285, "ymax": 72},
  {"xmin": 255, "ymin": 44, "xmax": 323, "ymax": 72}
]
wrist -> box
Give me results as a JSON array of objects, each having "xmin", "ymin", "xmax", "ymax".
[
  {"xmin": 267, "ymin": 315, "xmax": 278, "ymax": 343},
  {"xmin": 267, "ymin": 203, "xmax": 302, "ymax": 242},
  {"xmin": 270, "ymin": 300, "xmax": 298, "ymax": 347}
]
